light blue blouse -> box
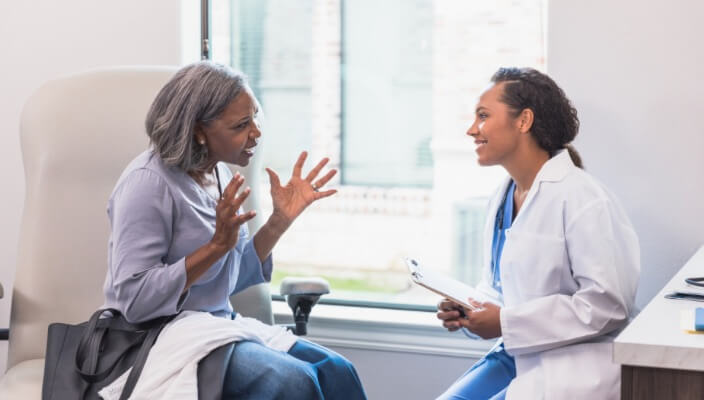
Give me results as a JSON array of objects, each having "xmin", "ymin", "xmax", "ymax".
[{"xmin": 102, "ymin": 150, "xmax": 273, "ymax": 323}]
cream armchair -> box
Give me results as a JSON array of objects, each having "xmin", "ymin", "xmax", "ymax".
[{"xmin": 0, "ymin": 66, "xmax": 312, "ymax": 398}]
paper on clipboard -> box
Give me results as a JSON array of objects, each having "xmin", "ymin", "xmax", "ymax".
[{"xmin": 405, "ymin": 258, "xmax": 485, "ymax": 311}]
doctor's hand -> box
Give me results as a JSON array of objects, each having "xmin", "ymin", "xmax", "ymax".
[
  {"xmin": 436, "ymin": 299, "xmax": 466, "ymax": 332},
  {"xmin": 436, "ymin": 299, "xmax": 503, "ymax": 339},
  {"xmin": 460, "ymin": 301, "xmax": 502, "ymax": 340},
  {"xmin": 265, "ymin": 151, "xmax": 337, "ymax": 230}
]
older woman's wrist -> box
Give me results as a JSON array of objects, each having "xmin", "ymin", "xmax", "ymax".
[
  {"xmin": 264, "ymin": 213, "xmax": 291, "ymax": 237},
  {"xmin": 206, "ymin": 240, "xmax": 230, "ymax": 259}
]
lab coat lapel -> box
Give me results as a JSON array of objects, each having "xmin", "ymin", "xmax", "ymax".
[{"xmin": 509, "ymin": 150, "xmax": 574, "ymax": 228}]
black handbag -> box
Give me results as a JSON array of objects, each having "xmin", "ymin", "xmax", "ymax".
[{"xmin": 41, "ymin": 308, "xmax": 173, "ymax": 400}]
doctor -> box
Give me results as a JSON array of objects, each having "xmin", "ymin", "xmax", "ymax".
[{"xmin": 436, "ymin": 67, "xmax": 640, "ymax": 399}]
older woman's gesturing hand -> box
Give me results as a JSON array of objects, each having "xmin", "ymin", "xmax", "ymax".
[
  {"xmin": 210, "ymin": 172, "xmax": 257, "ymax": 252},
  {"xmin": 185, "ymin": 172, "xmax": 257, "ymax": 291},
  {"xmin": 264, "ymin": 151, "xmax": 337, "ymax": 226}
]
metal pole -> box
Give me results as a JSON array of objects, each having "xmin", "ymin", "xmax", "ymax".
[{"xmin": 201, "ymin": 0, "xmax": 211, "ymax": 60}]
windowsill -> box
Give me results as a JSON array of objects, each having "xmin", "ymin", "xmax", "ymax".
[{"xmin": 272, "ymin": 301, "xmax": 494, "ymax": 358}]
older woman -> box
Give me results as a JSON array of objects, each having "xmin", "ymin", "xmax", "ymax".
[{"xmin": 102, "ymin": 61, "xmax": 366, "ymax": 399}]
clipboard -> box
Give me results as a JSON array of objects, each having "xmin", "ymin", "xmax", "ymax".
[{"xmin": 405, "ymin": 257, "xmax": 483, "ymax": 311}]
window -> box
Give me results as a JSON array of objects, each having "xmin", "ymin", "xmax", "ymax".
[
  {"xmin": 342, "ymin": 0, "xmax": 434, "ymax": 187},
  {"xmin": 183, "ymin": 0, "xmax": 546, "ymax": 308}
]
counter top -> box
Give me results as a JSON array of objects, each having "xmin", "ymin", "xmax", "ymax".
[{"xmin": 614, "ymin": 245, "xmax": 704, "ymax": 371}]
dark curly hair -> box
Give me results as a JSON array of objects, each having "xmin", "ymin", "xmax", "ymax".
[{"xmin": 491, "ymin": 67, "xmax": 583, "ymax": 169}]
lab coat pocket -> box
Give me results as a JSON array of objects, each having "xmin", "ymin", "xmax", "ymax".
[
  {"xmin": 503, "ymin": 232, "xmax": 566, "ymax": 298},
  {"xmin": 541, "ymin": 342, "xmax": 619, "ymax": 400}
]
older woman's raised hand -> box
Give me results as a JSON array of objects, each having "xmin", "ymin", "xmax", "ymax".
[
  {"xmin": 210, "ymin": 172, "xmax": 257, "ymax": 253},
  {"xmin": 265, "ymin": 151, "xmax": 337, "ymax": 226}
]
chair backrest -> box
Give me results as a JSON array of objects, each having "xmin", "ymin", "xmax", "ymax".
[{"xmin": 8, "ymin": 66, "xmax": 272, "ymax": 369}]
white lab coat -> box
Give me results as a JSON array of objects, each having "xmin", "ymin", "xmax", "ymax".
[{"xmin": 475, "ymin": 150, "xmax": 640, "ymax": 400}]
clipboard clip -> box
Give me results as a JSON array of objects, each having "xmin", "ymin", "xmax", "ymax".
[{"xmin": 406, "ymin": 258, "xmax": 423, "ymax": 280}]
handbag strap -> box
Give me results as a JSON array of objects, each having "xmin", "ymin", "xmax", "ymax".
[
  {"xmin": 75, "ymin": 309, "xmax": 136, "ymax": 383},
  {"xmin": 118, "ymin": 317, "xmax": 170, "ymax": 400},
  {"xmin": 85, "ymin": 326, "xmax": 107, "ymax": 376},
  {"xmin": 75, "ymin": 309, "xmax": 119, "ymax": 379},
  {"xmin": 74, "ymin": 309, "xmax": 173, "ymax": 386},
  {"xmin": 78, "ymin": 336, "xmax": 143, "ymax": 383}
]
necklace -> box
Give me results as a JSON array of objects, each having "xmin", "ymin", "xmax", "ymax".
[
  {"xmin": 191, "ymin": 167, "xmax": 223, "ymax": 201},
  {"xmin": 213, "ymin": 166, "xmax": 223, "ymax": 199}
]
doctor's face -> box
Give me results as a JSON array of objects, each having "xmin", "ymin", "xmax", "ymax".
[
  {"xmin": 197, "ymin": 89, "xmax": 261, "ymax": 167},
  {"xmin": 466, "ymin": 82, "xmax": 522, "ymax": 166}
]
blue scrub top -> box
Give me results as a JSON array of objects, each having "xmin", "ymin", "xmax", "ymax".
[
  {"xmin": 491, "ymin": 181, "xmax": 515, "ymax": 293},
  {"xmin": 460, "ymin": 181, "xmax": 517, "ymax": 353}
]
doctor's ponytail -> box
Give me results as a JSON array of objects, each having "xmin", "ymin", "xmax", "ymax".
[
  {"xmin": 491, "ymin": 67, "xmax": 584, "ymax": 169},
  {"xmin": 564, "ymin": 144, "xmax": 583, "ymax": 169}
]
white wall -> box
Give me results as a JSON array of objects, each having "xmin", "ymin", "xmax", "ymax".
[
  {"xmin": 548, "ymin": 0, "xmax": 704, "ymax": 308},
  {"xmin": 0, "ymin": 0, "xmax": 182, "ymax": 374}
]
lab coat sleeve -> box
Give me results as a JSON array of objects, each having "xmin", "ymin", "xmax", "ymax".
[
  {"xmin": 501, "ymin": 199, "xmax": 640, "ymax": 356},
  {"xmin": 108, "ymin": 169, "xmax": 189, "ymax": 323}
]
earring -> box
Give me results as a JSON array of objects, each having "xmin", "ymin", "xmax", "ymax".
[{"xmin": 199, "ymin": 139, "xmax": 206, "ymax": 145}]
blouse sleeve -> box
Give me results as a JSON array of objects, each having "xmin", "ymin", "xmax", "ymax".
[
  {"xmin": 107, "ymin": 169, "xmax": 189, "ymax": 323},
  {"xmin": 232, "ymin": 221, "xmax": 274, "ymax": 295}
]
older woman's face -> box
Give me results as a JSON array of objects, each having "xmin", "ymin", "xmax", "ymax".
[
  {"xmin": 199, "ymin": 90, "xmax": 261, "ymax": 167},
  {"xmin": 466, "ymin": 82, "xmax": 522, "ymax": 166}
]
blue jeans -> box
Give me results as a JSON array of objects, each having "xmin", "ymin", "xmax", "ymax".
[
  {"xmin": 222, "ymin": 339, "xmax": 367, "ymax": 399},
  {"xmin": 437, "ymin": 344, "xmax": 516, "ymax": 400}
]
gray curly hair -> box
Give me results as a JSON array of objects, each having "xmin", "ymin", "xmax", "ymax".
[{"xmin": 145, "ymin": 61, "xmax": 250, "ymax": 172}]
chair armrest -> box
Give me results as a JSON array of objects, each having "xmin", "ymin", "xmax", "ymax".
[
  {"xmin": 279, "ymin": 277, "xmax": 330, "ymax": 296},
  {"xmin": 279, "ymin": 277, "xmax": 330, "ymax": 336}
]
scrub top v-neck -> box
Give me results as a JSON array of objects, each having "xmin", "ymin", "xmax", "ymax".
[{"xmin": 491, "ymin": 181, "xmax": 516, "ymax": 294}]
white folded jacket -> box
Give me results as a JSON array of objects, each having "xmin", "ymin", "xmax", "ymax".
[{"xmin": 99, "ymin": 311, "xmax": 297, "ymax": 400}]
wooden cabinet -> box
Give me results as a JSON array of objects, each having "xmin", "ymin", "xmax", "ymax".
[{"xmin": 621, "ymin": 365, "xmax": 704, "ymax": 400}]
